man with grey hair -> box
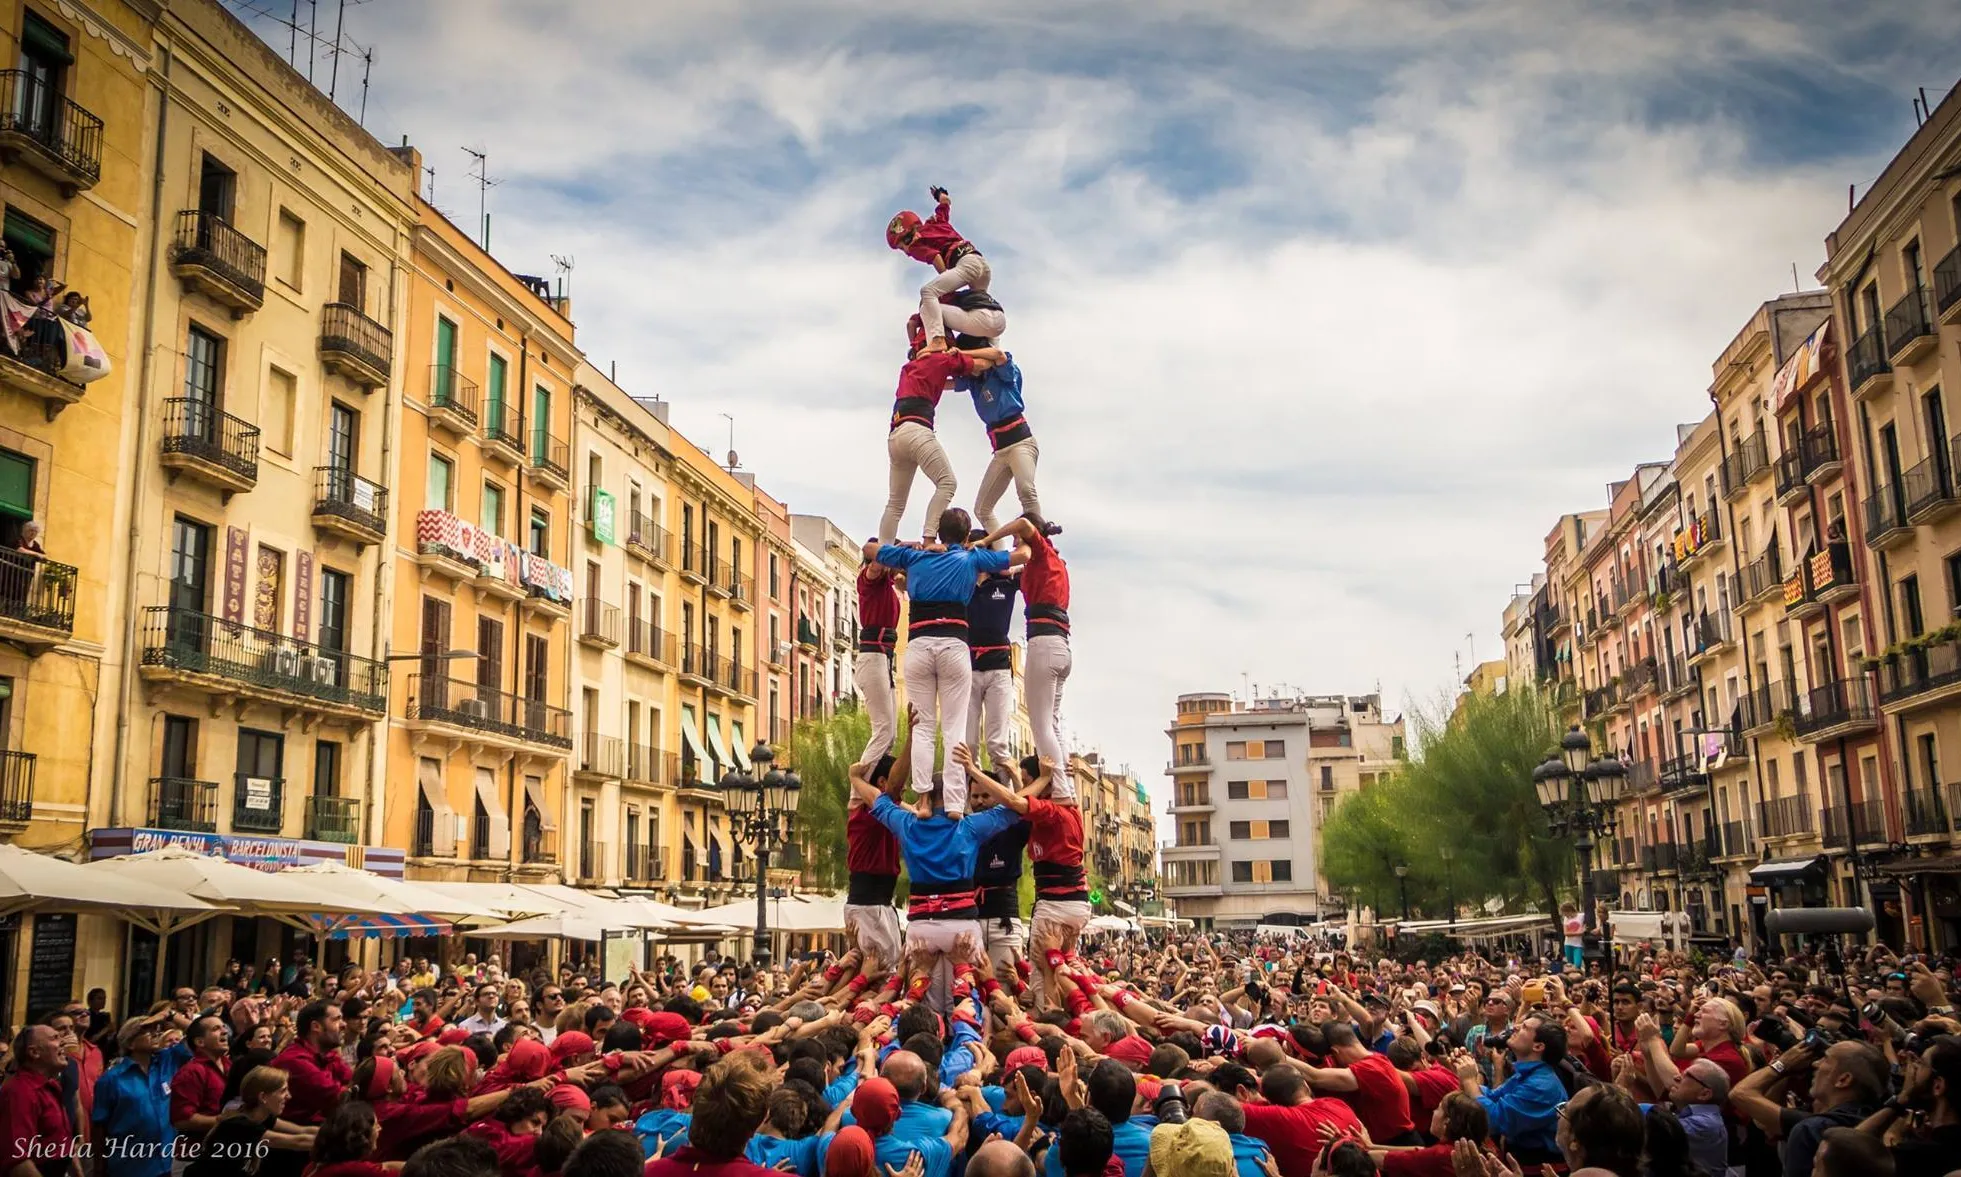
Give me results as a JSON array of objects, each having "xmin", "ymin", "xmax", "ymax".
[
  {"xmin": 967, "ymin": 1137, "xmax": 1037, "ymax": 1177},
  {"xmin": 1193, "ymin": 1091, "xmax": 1276, "ymax": 1177},
  {"xmin": 787, "ymin": 1001, "xmax": 827, "ymax": 1025}
]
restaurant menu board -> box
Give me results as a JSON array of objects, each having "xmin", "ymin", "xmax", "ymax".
[{"xmin": 27, "ymin": 913, "xmax": 75, "ymax": 1019}]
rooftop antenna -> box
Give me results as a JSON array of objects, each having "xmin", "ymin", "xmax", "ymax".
[
  {"xmin": 288, "ymin": 0, "xmax": 298, "ymax": 66},
  {"xmin": 462, "ymin": 147, "xmax": 499, "ymax": 250},
  {"xmin": 422, "ymin": 162, "xmax": 436, "ymax": 205},
  {"xmin": 1792, "ymin": 262, "xmax": 1801, "ymax": 293},
  {"xmin": 721, "ymin": 413, "xmax": 739, "ymax": 470},
  {"xmin": 550, "ymin": 254, "xmax": 574, "ymax": 305},
  {"xmin": 306, "ymin": 0, "xmax": 319, "ymax": 83},
  {"xmin": 358, "ymin": 48, "xmax": 373, "ymax": 124},
  {"xmin": 328, "ymin": 0, "xmax": 346, "ymax": 98}
]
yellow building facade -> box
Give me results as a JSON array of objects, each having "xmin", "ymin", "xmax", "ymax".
[{"xmin": 385, "ymin": 193, "xmax": 577, "ymax": 903}]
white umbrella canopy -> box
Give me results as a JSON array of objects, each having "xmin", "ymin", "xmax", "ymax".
[
  {"xmin": 277, "ymin": 863, "xmax": 505, "ymax": 922},
  {"xmin": 0, "ymin": 843, "xmax": 220, "ymax": 933},
  {"xmin": 416, "ymin": 881, "xmax": 567, "ymax": 920},
  {"xmin": 85, "ymin": 847, "xmax": 406, "ymax": 929},
  {"xmin": 614, "ymin": 897, "xmax": 741, "ymax": 928},
  {"xmin": 476, "ymin": 910, "xmax": 651, "ymax": 942},
  {"xmin": 692, "ymin": 895, "xmax": 853, "ymax": 934}
]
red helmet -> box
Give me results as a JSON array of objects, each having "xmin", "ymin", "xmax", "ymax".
[{"xmin": 886, "ymin": 210, "xmax": 922, "ymax": 250}]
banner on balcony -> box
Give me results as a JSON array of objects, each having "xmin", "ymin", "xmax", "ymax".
[
  {"xmin": 519, "ymin": 550, "xmax": 573, "ymax": 601},
  {"xmin": 57, "ymin": 320, "xmax": 112, "ymax": 385},
  {"xmin": 223, "ymin": 526, "xmax": 249, "ymax": 626},
  {"xmin": 1772, "ymin": 318, "xmax": 1831, "ymax": 414},
  {"xmin": 591, "ymin": 490, "xmax": 617, "ymax": 545}
]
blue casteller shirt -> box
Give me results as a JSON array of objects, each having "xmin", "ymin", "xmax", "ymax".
[
  {"xmin": 1045, "ymin": 1116, "xmax": 1157, "ymax": 1177},
  {"xmin": 746, "ymin": 1132, "xmax": 832, "ymax": 1175},
  {"xmin": 93, "ymin": 1043, "xmax": 192, "ymax": 1177},
  {"xmin": 874, "ymin": 995, "xmax": 985, "ymax": 1086},
  {"xmin": 1477, "ymin": 1059, "xmax": 1565, "ymax": 1156},
  {"xmin": 957, "ymin": 355, "xmax": 1025, "ymax": 426},
  {"xmin": 841, "ymin": 1098, "xmax": 956, "ymax": 1143},
  {"xmin": 871, "ymin": 794, "xmax": 1020, "ymax": 887},
  {"xmin": 632, "ymin": 1108, "xmax": 691, "ymax": 1157},
  {"xmin": 875, "ymin": 544, "xmax": 1011, "ymax": 603},
  {"xmin": 824, "ymin": 1058, "xmax": 864, "ymax": 1109},
  {"xmin": 1230, "ymin": 1132, "xmax": 1276, "ymax": 1177},
  {"xmin": 877, "ymin": 1132, "xmax": 955, "ymax": 1177}
]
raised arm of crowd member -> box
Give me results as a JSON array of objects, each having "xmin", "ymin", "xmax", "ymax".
[
  {"xmin": 1633, "ymin": 1014, "xmax": 1685, "ymax": 1093},
  {"xmin": 1726, "ymin": 1043, "xmax": 1813, "ymax": 1138}
]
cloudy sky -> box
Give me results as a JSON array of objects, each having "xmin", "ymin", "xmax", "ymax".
[{"xmin": 241, "ymin": 0, "xmax": 1959, "ymax": 807}]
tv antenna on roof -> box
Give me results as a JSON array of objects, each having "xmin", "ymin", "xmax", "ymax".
[
  {"xmin": 721, "ymin": 413, "xmax": 739, "ymax": 471},
  {"xmin": 550, "ymin": 254, "xmax": 574, "ymax": 305},
  {"xmin": 462, "ymin": 147, "xmax": 500, "ymax": 250}
]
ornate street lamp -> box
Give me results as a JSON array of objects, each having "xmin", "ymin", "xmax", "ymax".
[
  {"xmin": 719, "ymin": 741, "xmax": 802, "ymax": 968},
  {"xmin": 1393, "ymin": 862, "xmax": 1410, "ymax": 922},
  {"xmin": 1533, "ymin": 725, "xmax": 1622, "ymax": 964},
  {"xmin": 1438, "ymin": 845, "xmax": 1456, "ymax": 928}
]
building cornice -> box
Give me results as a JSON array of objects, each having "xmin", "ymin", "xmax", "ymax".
[{"xmin": 413, "ymin": 223, "xmax": 579, "ymax": 362}]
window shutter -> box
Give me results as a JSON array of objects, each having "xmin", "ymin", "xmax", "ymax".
[
  {"xmin": 0, "ymin": 452, "xmax": 34, "ymax": 520},
  {"xmin": 22, "ymin": 13, "xmax": 75, "ymax": 64}
]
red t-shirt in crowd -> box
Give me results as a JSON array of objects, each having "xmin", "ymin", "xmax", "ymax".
[
  {"xmin": 1409, "ymin": 1065, "xmax": 1460, "ymax": 1132},
  {"xmin": 169, "ymin": 1054, "xmax": 229, "ymax": 1127},
  {"xmin": 1021, "ymin": 530, "xmax": 1069, "ymax": 611},
  {"xmin": 1575, "ymin": 1015, "xmax": 1611, "ymax": 1082},
  {"xmin": 1699, "ymin": 1039, "xmax": 1750, "ymax": 1089},
  {"xmin": 376, "ymin": 1093, "xmax": 470, "ymax": 1162},
  {"xmin": 1344, "ymin": 1052, "xmax": 1414, "ymax": 1141},
  {"xmin": 1382, "ymin": 1143, "xmax": 1464, "ymax": 1177},
  {"xmin": 0, "ymin": 1071, "xmax": 73, "ymax": 1173},
  {"xmin": 847, "ymin": 804, "xmax": 900, "ymax": 877},
  {"xmin": 643, "ymin": 1148, "xmax": 778, "ymax": 1176},
  {"xmin": 858, "ymin": 567, "xmax": 900, "ymax": 631},
  {"xmin": 1104, "ymin": 1034, "xmax": 1154, "ymax": 1070},
  {"xmin": 1242, "ymin": 1097, "xmax": 1365, "ymax": 1177},
  {"xmin": 271, "ymin": 1043, "xmax": 351, "ymax": 1126}
]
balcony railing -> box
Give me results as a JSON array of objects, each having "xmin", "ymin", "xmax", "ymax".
[
  {"xmin": 1718, "ymin": 820, "xmax": 1755, "ymax": 858},
  {"xmin": 1935, "ymin": 244, "xmax": 1961, "ymax": 320},
  {"xmin": 1903, "ymin": 787, "xmax": 1953, "ymax": 838},
  {"xmin": 1626, "ymin": 759, "xmax": 1659, "ymax": 794},
  {"xmin": 1759, "ymin": 792, "xmax": 1815, "ymax": 839},
  {"xmin": 1884, "ymin": 287, "xmax": 1935, "ymax": 361},
  {"xmin": 1801, "ymin": 423, "xmax": 1841, "ymax": 478},
  {"xmin": 580, "ymin": 732, "xmax": 625, "ymax": 778},
  {"xmin": 521, "ymin": 825, "xmax": 559, "ymax": 866},
  {"xmin": 411, "ymin": 806, "xmax": 446, "ymax": 857},
  {"xmin": 172, "ymin": 210, "xmax": 267, "ymax": 305},
  {"xmin": 530, "ymin": 429, "xmax": 569, "ymax": 482},
  {"xmin": 580, "ymin": 600, "xmax": 621, "ymax": 646},
  {"xmin": 1739, "ymin": 679, "xmax": 1792, "ymax": 732},
  {"xmin": 1847, "ymin": 324, "xmax": 1890, "ymax": 392},
  {"xmin": 1739, "ymin": 549, "xmax": 1782, "ymax": 604},
  {"xmin": 140, "ymin": 606, "xmax": 388, "ymax": 713},
  {"xmin": 313, "ymin": 467, "xmax": 388, "ymax": 538},
  {"xmin": 627, "ymin": 511, "xmax": 671, "ymax": 563},
  {"xmin": 483, "ymin": 396, "xmax": 523, "ymax": 453},
  {"xmin": 624, "ymin": 843, "xmax": 670, "ymax": 884},
  {"xmin": 1674, "ymin": 510, "xmax": 1721, "ymax": 564},
  {"xmin": 0, "ymin": 750, "xmax": 31, "ymax": 824},
  {"xmin": 429, "ymin": 364, "xmax": 480, "ymax": 427},
  {"xmin": 151, "ymin": 776, "xmax": 217, "ymax": 833},
  {"xmin": 1881, "ymin": 634, "xmax": 1961, "ymax": 706},
  {"xmin": 1864, "ymin": 481, "xmax": 1911, "ymax": 547},
  {"xmin": 727, "ymin": 568, "xmax": 755, "ymax": 607},
  {"xmin": 161, "ymin": 398, "xmax": 260, "ymax": 484},
  {"xmin": 304, "ymin": 795, "xmax": 360, "ymax": 843},
  {"xmin": 576, "ymin": 841, "xmax": 611, "ymax": 884},
  {"xmin": 1902, "ymin": 449, "xmax": 1960, "ymax": 521},
  {"xmin": 403, "ymin": 674, "xmax": 573, "ymax": 748},
  {"xmin": 0, "ymin": 70, "xmax": 103, "ymax": 189},
  {"xmin": 1793, "ymin": 677, "xmax": 1876, "ymax": 738},
  {"xmin": 626, "ymin": 619, "xmax": 675, "ymax": 664},
  {"xmin": 682, "ymin": 542, "xmax": 707, "ymax": 581},
  {"xmin": 231, "ymin": 773, "xmax": 284, "ymax": 833},
  {"xmin": 1821, "ymin": 799, "xmax": 1887, "ymax": 850},
  {"xmin": 1773, "ymin": 448, "xmax": 1807, "ymax": 502},
  {"xmin": 626, "ymin": 743, "xmax": 667, "ymax": 784},
  {"xmin": 1687, "ymin": 612, "xmax": 1730, "ymax": 658},
  {"xmin": 0, "ymin": 549, "xmax": 77, "ymax": 637},
  {"xmin": 318, "ymin": 302, "xmax": 392, "ymax": 385},
  {"xmin": 1721, "ymin": 434, "xmax": 1770, "ymax": 496}
]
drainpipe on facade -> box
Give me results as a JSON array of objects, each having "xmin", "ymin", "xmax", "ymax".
[
  {"xmin": 1708, "ymin": 399, "xmax": 1756, "ymax": 924},
  {"xmin": 513, "ymin": 333, "xmax": 529, "ymax": 881},
  {"xmin": 366, "ymin": 252, "xmax": 401, "ymax": 849},
  {"xmin": 111, "ymin": 45, "xmax": 175, "ymax": 830}
]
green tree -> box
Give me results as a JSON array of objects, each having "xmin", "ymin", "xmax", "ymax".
[
  {"xmin": 786, "ymin": 702, "xmax": 872, "ymax": 891},
  {"xmin": 1320, "ymin": 686, "xmax": 1573, "ymax": 920}
]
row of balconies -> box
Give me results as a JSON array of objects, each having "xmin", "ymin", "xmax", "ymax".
[
  {"xmin": 156, "ymin": 399, "xmax": 391, "ymax": 545},
  {"xmin": 679, "ymin": 545, "xmax": 757, "ymax": 610},
  {"xmin": 422, "ymin": 365, "xmax": 568, "ymax": 491},
  {"xmin": 150, "ymin": 775, "xmax": 360, "ymax": 842},
  {"xmin": 1863, "ymin": 438, "xmax": 1961, "ymax": 553}
]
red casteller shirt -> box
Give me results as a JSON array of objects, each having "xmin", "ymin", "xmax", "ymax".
[
  {"xmin": 847, "ymin": 804, "xmax": 901, "ymax": 877},
  {"xmin": 1242, "ymin": 1096, "xmax": 1365, "ymax": 1177},
  {"xmin": 1699, "ymin": 1039, "xmax": 1750, "ymax": 1089},
  {"xmin": 1025, "ymin": 797, "xmax": 1084, "ymax": 867},
  {"xmin": 644, "ymin": 1148, "xmax": 778, "ymax": 1176},
  {"xmin": 1382, "ymin": 1143, "xmax": 1465, "ymax": 1177},
  {"xmin": 893, "ymin": 350, "xmax": 974, "ymax": 416},
  {"xmin": 899, "ymin": 204, "xmax": 970, "ymax": 268},
  {"xmin": 0, "ymin": 1070, "xmax": 72, "ymax": 1173},
  {"xmin": 169, "ymin": 1053, "xmax": 229, "ymax": 1127},
  {"xmin": 1343, "ymin": 1052, "xmax": 1414, "ymax": 1142},
  {"xmin": 1021, "ymin": 530, "xmax": 1069, "ymax": 611},
  {"xmin": 375, "ymin": 1093, "xmax": 471, "ymax": 1162},
  {"xmin": 1408, "ymin": 1065, "xmax": 1460, "ymax": 1131},
  {"xmin": 858, "ymin": 568, "xmax": 900, "ymax": 631},
  {"xmin": 272, "ymin": 1042, "xmax": 352, "ymax": 1126}
]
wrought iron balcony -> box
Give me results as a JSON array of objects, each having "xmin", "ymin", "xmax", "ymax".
[
  {"xmin": 1903, "ymin": 787, "xmax": 1953, "ymax": 838},
  {"xmin": 404, "ymin": 674, "xmax": 573, "ymax": 749},
  {"xmin": 0, "ymin": 750, "xmax": 32, "ymax": 825},
  {"xmin": 521, "ymin": 825, "xmax": 559, "ymax": 867},
  {"xmin": 1935, "ymin": 244, "xmax": 1961, "ymax": 324},
  {"xmin": 0, "ymin": 549, "xmax": 77, "ymax": 649},
  {"xmin": 1686, "ymin": 612, "xmax": 1731, "ymax": 662},
  {"xmin": 139, "ymin": 606, "xmax": 388, "ymax": 717},
  {"xmin": 1820, "ymin": 799, "xmax": 1887, "ymax": 851},
  {"xmin": 1721, "ymin": 433, "xmax": 1770, "ymax": 498},
  {"xmin": 312, "ymin": 466, "xmax": 388, "ymax": 545},
  {"xmin": 1801, "ymin": 423, "xmax": 1842, "ymax": 483},
  {"xmin": 580, "ymin": 600, "xmax": 622, "ymax": 648},
  {"xmin": 170, "ymin": 210, "xmax": 267, "ymax": 314},
  {"xmin": 1903, "ymin": 449, "xmax": 1961, "ymax": 524},
  {"xmin": 626, "ymin": 619, "xmax": 675, "ymax": 666},
  {"xmin": 1773, "ymin": 448, "xmax": 1808, "ymax": 505},
  {"xmin": 727, "ymin": 567, "xmax": 755, "ymax": 611},
  {"xmin": 428, "ymin": 364, "xmax": 480, "ymax": 433},
  {"xmin": 530, "ymin": 429, "xmax": 569, "ymax": 490},
  {"xmin": 1739, "ymin": 679, "xmax": 1792, "ymax": 733},
  {"xmin": 1717, "ymin": 820, "xmax": 1755, "ymax": 858},
  {"xmin": 483, "ymin": 397, "xmax": 524, "ymax": 460},
  {"xmin": 1884, "ymin": 287, "xmax": 1936, "ymax": 364},
  {"xmin": 1847, "ymin": 324, "xmax": 1891, "ymax": 398},
  {"xmin": 1674, "ymin": 510, "xmax": 1722, "ymax": 567},
  {"xmin": 0, "ymin": 311, "xmax": 91, "ymax": 414},
  {"xmin": 160, "ymin": 398, "xmax": 260, "ymax": 494},
  {"xmin": 1793, "ymin": 677, "xmax": 1878, "ymax": 740},
  {"xmin": 1738, "ymin": 548, "xmax": 1784, "ymax": 607},
  {"xmin": 1879, "ymin": 634, "xmax": 1961, "ymax": 710},
  {"xmin": 1759, "ymin": 792, "xmax": 1816, "ymax": 839},
  {"xmin": 681, "ymin": 543, "xmax": 709, "ymax": 584},
  {"xmin": 304, "ymin": 795, "xmax": 360, "ymax": 843},
  {"xmin": 626, "ymin": 511, "xmax": 672, "ymax": 565},
  {"xmin": 0, "ymin": 70, "xmax": 103, "ymax": 194},
  {"xmin": 318, "ymin": 302, "xmax": 392, "ymax": 389},
  {"xmin": 150, "ymin": 776, "xmax": 217, "ymax": 833},
  {"xmin": 1863, "ymin": 482, "xmax": 1911, "ymax": 550},
  {"xmin": 231, "ymin": 773, "xmax": 284, "ymax": 833},
  {"xmin": 579, "ymin": 732, "xmax": 624, "ymax": 779}
]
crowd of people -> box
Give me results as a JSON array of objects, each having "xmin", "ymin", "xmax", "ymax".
[{"xmin": 3, "ymin": 910, "xmax": 1960, "ymax": 1177}]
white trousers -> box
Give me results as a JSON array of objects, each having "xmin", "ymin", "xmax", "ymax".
[
  {"xmin": 853, "ymin": 651, "xmax": 897, "ymax": 767},
  {"xmin": 1029, "ymin": 899, "xmax": 1091, "ymax": 1008},
  {"xmin": 974, "ymin": 437, "xmax": 1041, "ymax": 536},
  {"xmin": 1026, "ymin": 635, "xmax": 1073, "ymax": 795},
  {"xmin": 939, "ymin": 303, "xmax": 1007, "ymax": 342},
  {"xmin": 881, "ymin": 423, "xmax": 956, "ymax": 545},
  {"xmin": 843, "ymin": 903, "xmax": 903, "ymax": 969},
  {"xmin": 919, "ymin": 253, "xmax": 992, "ymax": 342},
  {"xmin": 907, "ymin": 917, "xmax": 983, "ymax": 1013},
  {"xmin": 905, "ymin": 635, "xmax": 972, "ymax": 815},
  {"xmin": 984, "ymin": 915, "xmax": 1027, "ymax": 978},
  {"xmin": 965, "ymin": 667, "xmax": 1015, "ymax": 774}
]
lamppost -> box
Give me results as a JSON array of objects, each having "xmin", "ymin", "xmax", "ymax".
[
  {"xmin": 1533, "ymin": 724, "xmax": 1626, "ymax": 964},
  {"xmin": 1439, "ymin": 846, "xmax": 1456, "ymax": 928},
  {"xmin": 719, "ymin": 741, "xmax": 801, "ymax": 969},
  {"xmin": 1393, "ymin": 863, "xmax": 1410, "ymax": 922}
]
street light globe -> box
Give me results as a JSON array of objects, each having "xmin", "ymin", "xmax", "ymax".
[
  {"xmin": 1560, "ymin": 724, "xmax": 1592, "ymax": 775},
  {"xmin": 1584, "ymin": 756, "xmax": 1627, "ymax": 807},
  {"xmin": 1532, "ymin": 756, "xmax": 1571, "ymax": 810},
  {"xmin": 1393, "ymin": 863, "xmax": 1408, "ymax": 879}
]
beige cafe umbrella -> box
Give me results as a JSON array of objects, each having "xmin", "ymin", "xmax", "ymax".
[
  {"xmin": 692, "ymin": 895, "xmax": 855, "ymax": 934},
  {"xmin": 0, "ymin": 843, "xmax": 221, "ymax": 936},
  {"xmin": 476, "ymin": 909, "xmax": 667, "ymax": 943},
  {"xmin": 85, "ymin": 846, "xmax": 407, "ymax": 934},
  {"xmin": 279, "ymin": 861, "xmax": 508, "ymax": 941},
  {"xmin": 417, "ymin": 880, "xmax": 567, "ymax": 921}
]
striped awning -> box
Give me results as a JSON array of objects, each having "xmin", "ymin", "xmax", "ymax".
[{"xmin": 326, "ymin": 913, "xmax": 453, "ymax": 940}]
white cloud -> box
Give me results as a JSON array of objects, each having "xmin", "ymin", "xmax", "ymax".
[{"xmin": 240, "ymin": 0, "xmax": 1960, "ymax": 815}]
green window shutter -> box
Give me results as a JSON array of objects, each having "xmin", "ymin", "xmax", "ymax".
[
  {"xmin": 22, "ymin": 13, "xmax": 74, "ymax": 65},
  {"xmin": 3, "ymin": 209, "xmax": 57, "ymax": 262},
  {"xmin": 0, "ymin": 452, "xmax": 35, "ymax": 520}
]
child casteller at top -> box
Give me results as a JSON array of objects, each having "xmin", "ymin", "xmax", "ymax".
[{"xmin": 886, "ymin": 186, "xmax": 1006, "ymax": 351}]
